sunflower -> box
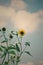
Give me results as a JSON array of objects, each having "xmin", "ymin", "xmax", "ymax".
[
  {"xmin": 18, "ymin": 29, "xmax": 25, "ymax": 36},
  {"xmin": 9, "ymin": 34, "xmax": 13, "ymax": 39},
  {"xmin": 2, "ymin": 27, "xmax": 6, "ymax": 31}
]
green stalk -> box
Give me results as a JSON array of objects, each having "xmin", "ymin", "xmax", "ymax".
[
  {"xmin": 1, "ymin": 53, "xmax": 6, "ymax": 65},
  {"xmin": 20, "ymin": 37, "xmax": 22, "ymax": 53},
  {"xmin": 11, "ymin": 58, "xmax": 15, "ymax": 65},
  {"xmin": 3, "ymin": 31, "xmax": 9, "ymax": 64},
  {"xmin": 13, "ymin": 61, "xmax": 15, "ymax": 65},
  {"xmin": 7, "ymin": 45, "xmax": 9, "ymax": 64}
]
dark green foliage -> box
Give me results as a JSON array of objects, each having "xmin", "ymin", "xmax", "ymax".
[
  {"xmin": 0, "ymin": 45, "xmax": 6, "ymax": 50},
  {"xmin": 8, "ymin": 46, "xmax": 16, "ymax": 50},
  {"xmin": 9, "ymin": 50, "xmax": 16, "ymax": 55},
  {"xmin": 1, "ymin": 40, "xmax": 7, "ymax": 43},
  {"xmin": 1, "ymin": 51, "xmax": 6, "ymax": 58},
  {"xmin": 4, "ymin": 61, "xmax": 8, "ymax": 65},
  {"xmin": 16, "ymin": 56, "xmax": 20, "ymax": 63},
  {"xmin": 25, "ymin": 51, "xmax": 32, "ymax": 56},
  {"xmin": 0, "ymin": 27, "xmax": 31, "ymax": 65},
  {"xmin": 15, "ymin": 43, "xmax": 20, "ymax": 52},
  {"xmin": 0, "ymin": 47, "xmax": 3, "ymax": 51},
  {"xmin": 0, "ymin": 29, "xmax": 1, "ymax": 31},
  {"xmin": 25, "ymin": 42, "xmax": 30, "ymax": 46},
  {"xmin": 9, "ymin": 34, "xmax": 13, "ymax": 39}
]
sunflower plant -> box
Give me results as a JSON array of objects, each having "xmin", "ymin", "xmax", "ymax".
[{"xmin": 0, "ymin": 27, "xmax": 31, "ymax": 65}]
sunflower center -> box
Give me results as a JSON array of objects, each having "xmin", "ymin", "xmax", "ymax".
[{"xmin": 20, "ymin": 31, "xmax": 24, "ymax": 35}]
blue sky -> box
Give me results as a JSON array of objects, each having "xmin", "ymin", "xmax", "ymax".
[
  {"xmin": 0, "ymin": 0, "xmax": 43, "ymax": 65},
  {"xmin": 0, "ymin": 0, "xmax": 43, "ymax": 12},
  {"xmin": 0, "ymin": 0, "xmax": 10, "ymax": 6},
  {"xmin": 24, "ymin": 0, "xmax": 43, "ymax": 12}
]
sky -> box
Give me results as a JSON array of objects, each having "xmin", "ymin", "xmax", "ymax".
[{"xmin": 0, "ymin": 0, "xmax": 43, "ymax": 65}]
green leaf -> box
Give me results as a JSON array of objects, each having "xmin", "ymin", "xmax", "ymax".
[
  {"xmin": 25, "ymin": 42, "xmax": 30, "ymax": 46},
  {"xmin": 1, "ymin": 52, "xmax": 6, "ymax": 58},
  {"xmin": 0, "ymin": 29, "xmax": 1, "ymax": 31},
  {"xmin": 17, "ymin": 56, "xmax": 20, "ymax": 63},
  {"xmin": 1, "ymin": 54, "xmax": 5, "ymax": 58},
  {"xmin": 1, "ymin": 45, "xmax": 6, "ymax": 49},
  {"xmin": 9, "ymin": 50, "xmax": 16, "ymax": 55},
  {"xmin": 1, "ymin": 40, "xmax": 7, "ymax": 43},
  {"xmin": 8, "ymin": 46, "xmax": 16, "ymax": 50},
  {"xmin": 0, "ymin": 47, "xmax": 3, "ymax": 51},
  {"xmin": 16, "ymin": 43, "xmax": 20, "ymax": 52},
  {"xmin": 4, "ymin": 61, "xmax": 8, "ymax": 65},
  {"xmin": 17, "ymin": 56, "xmax": 20, "ymax": 60},
  {"xmin": 9, "ymin": 44, "xmax": 15, "ymax": 47},
  {"xmin": 0, "ymin": 64, "xmax": 2, "ymax": 65},
  {"xmin": 25, "ymin": 51, "xmax": 32, "ymax": 56}
]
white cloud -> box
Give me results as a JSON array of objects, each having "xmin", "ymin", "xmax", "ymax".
[
  {"xmin": 0, "ymin": 6, "xmax": 16, "ymax": 28},
  {"xmin": 12, "ymin": 10, "xmax": 43, "ymax": 33},
  {"xmin": 0, "ymin": 6, "xmax": 16, "ymax": 18},
  {"xmin": 10, "ymin": 0, "xmax": 27, "ymax": 10},
  {"xmin": 0, "ymin": 5, "xmax": 43, "ymax": 33}
]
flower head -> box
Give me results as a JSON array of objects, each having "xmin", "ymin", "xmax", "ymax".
[
  {"xmin": 2, "ymin": 27, "xmax": 6, "ymax": 31},
  {"xmin": 18, "ymin": 29, "xmax": 25, "ymax": 37},
  {"xmin": 9, "ymin": 34, "xmax": 13, "ymax": 39},
  {"xmin": 0, "ymin": 29, "xmax": 1, "ymax": 31}
]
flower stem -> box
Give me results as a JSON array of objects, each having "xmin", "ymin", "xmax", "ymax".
[
  {"xmin": 3, "ymin": 31, "xmax": 9, "ymax": 64},
  {"xmin": 1, "ymin": 53, "xmax": 6, "ymax": 65}
]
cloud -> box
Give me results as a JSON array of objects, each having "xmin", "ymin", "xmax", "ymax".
[
  {"xmin": 10, "ymin": 0, "xmax": 27, "ymax": 11},
  {"xmin": 0, "ymin": 6, "xmax": 16, "ymax": 28},
  {"xmin": 0, "ymin": 5, "xmax": 43, "ymax": 33},
  {"xmin": 0, "ymin": 0, "xmax": 27, "ymax": 10},
  {"xmin": 11, "ymin": 10, "xmax": 43, "ymax": 33},
  {"xmin": 37, "ymin": 10, "xmax": 43, "ymax": 21},
  {"xmin": 0, "ymin": 6, "xmax": 16, "ymax": 17}
]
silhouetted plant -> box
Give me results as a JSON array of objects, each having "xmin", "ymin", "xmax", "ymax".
[{"xmin": 0, "ymin": 27, "xmax": 31, "ymax": 65}]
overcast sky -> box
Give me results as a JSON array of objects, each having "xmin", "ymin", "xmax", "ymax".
[{"xmin": 0, "ymin": 0, "xmax": 43, "ymax": 65}]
